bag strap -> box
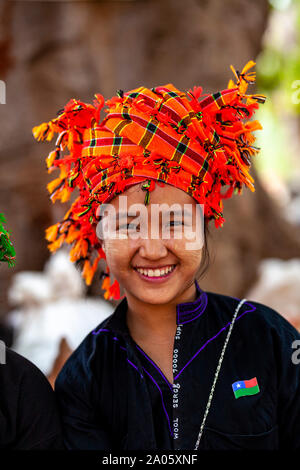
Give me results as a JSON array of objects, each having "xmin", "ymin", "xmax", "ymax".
[{"xmin": 194, "ymin": 298, "xmax": 248, "ymax": 450}]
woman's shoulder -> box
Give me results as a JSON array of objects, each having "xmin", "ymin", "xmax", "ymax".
[
  {"xmin": 2, "ymin": 347, "xmax": 53, "ymax": 389},
  {"xmin": 205, "ymin": 290, "xmax": 300, "ymax": 341}
]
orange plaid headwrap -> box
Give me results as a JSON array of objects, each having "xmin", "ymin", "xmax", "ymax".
[{"xmin": 33, "ymin": 60, "xmax": 265, "ymax": 301}]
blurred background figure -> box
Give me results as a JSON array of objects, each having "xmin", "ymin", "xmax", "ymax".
[{"xmin": 6, "ymin": 249, "xmax": 113, "ymax": 388}]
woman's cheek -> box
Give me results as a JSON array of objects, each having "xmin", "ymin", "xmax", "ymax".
[{"xmin": 104, "ymin": 238, "xmax": 132, "ymax": 265}]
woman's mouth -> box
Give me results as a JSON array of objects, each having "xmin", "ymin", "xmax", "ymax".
[{"xmin": 133, "ymin": 264, "xmax": 177, "ymax": 283}]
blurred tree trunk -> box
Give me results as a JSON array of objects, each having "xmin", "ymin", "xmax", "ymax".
[
  {"xmin": 1, "ymin": 0, "xmax": 299, "ymax": 316},
  {"xmin": 205, "ymin": 165, "xmax": 300, "ymax": 298}
]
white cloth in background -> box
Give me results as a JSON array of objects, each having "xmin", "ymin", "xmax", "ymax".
[
  {"xmin": 7, "ymin": 249, "xmax": 114, "ymax": 375},
  {"xmin": 9, "ymin": 298, "xmax": 113, "ymax": 375}
]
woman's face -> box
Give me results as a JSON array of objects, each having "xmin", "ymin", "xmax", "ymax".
[{"xmin": 98, "ymin": 181, "xmax": 204, "ymax": 306}]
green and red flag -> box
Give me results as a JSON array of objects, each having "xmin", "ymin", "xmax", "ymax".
[{"xmin": 232, "ymin": 377, "xmax": 260, "ymax": 399}]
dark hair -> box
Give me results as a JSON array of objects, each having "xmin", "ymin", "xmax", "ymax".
[{"xmin": 195, "ymin": 221, "xmax": 212, "ymax": 282}]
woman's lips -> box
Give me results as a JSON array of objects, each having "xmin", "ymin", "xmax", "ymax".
[{"xmin": 134, "ymin": 264, "xmax": 177, "ymax": 283}]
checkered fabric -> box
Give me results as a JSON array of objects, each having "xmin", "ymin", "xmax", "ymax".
[{"xmin": 32, "ymin": 60, "xmax": 265, "ymax": 300}]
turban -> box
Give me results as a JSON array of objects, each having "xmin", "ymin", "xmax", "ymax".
[
  {"xmin": 0, "ymin": 213, "xmax": 16, "ymax": 267},
  {"xmin": 33, "ymin": 60, "xmax": 265, "ymax": 301}
]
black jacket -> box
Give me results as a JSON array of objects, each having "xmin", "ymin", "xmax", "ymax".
[
  {"xmin": 55, "ymin": 280, "xmax": 300, "ymax": 450},
  {"xmin": 0, "ymin": 348, "xmax": 63, "ymax": 449}
]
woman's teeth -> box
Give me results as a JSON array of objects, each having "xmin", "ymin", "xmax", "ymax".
[{"xmin": 135, "ymin": 265, "xmax": 176, "ymax": 277}]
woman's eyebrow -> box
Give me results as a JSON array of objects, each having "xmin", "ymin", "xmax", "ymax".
[
  {"xmin": 116, "ymin": 212, "xmax": 136, "ymax": 220},
  {"xmin": 169, "ymin": 209, "xmax": 192, "ymax": 218}
]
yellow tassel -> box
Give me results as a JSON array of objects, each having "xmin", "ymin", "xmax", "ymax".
[
  {"xmin": 48, "ymin": 235, "xmax": 65, "ymax": 252},
  {"xmin": 46, "ymin": 150, "xmax": 57, "ymax": 169},
  {"xmin": 58, "ymin": 187, "xmax": 71, "ymax": 203},
  {"xmin": 32, "ymin": 123, "xmax": 49, "ymax": 141},
  {"xmin": 241, "ymin": 60, "xmax": 256, "ymax": 76},
  {"xmin": 70, "ymin": 238, "xmax": 89, "ymax": 262},
  {"xmin": 45, "ymin": 224, "xmax": 59, "ymax": 242},
  {"xmin": 65, "ymin": 225, "xmax": 80, "ymax": 244},
  {"xmin": 51, "ymin": 191, "xmax": 64, "ymax": 204},
  {"xmin": 239, "ymin": 80, "xmax": 248, "ymax": 95},
  {"xmin": 68, "ymin": 131, "xmax": 75, "ymax": 150},
  {"xmin": 230, "ymin": 65, "xmax": 239, "ymax": 83},
  {"xmin": 82, "ymin": 256, "xmax": 100, "ymax": 285},
  {"xmin": 82, "ymin": 260, "xmax": 92, "ymax": 285},
  {"xmin": 245, "ymin": 94, "xmax": 266, "ymax": 106},
  {"xmin": 47, "ymin": 178, "xmax": 62, "ymax": 194},
  {"xmin": 104, "ymin": 291, "xmax": 111, "ymax": 300},
  {"xmin": 32, "ymin": 121, "xmax": 57, "ymax": 142},
  {"xmin": 45, "ymin": 122, "xmax": 57, "ymax": 141},
  {"xmin": 47, "ymin": 166, "xmax": 56, "ymax": 175},
  {"xmin": 245, "ymin": 120, "xmax": 262, "ymax": 132},
  {"xmin": 229, "ymin": 61, "xmax": 257, "ymax": 96},
  {"xmin": 102, "ymin": 276, "xmax": 111, "ymax": 293},
  {"xmin": 227, "ymin": 79, "xmax": 237, "ymax": 89}
]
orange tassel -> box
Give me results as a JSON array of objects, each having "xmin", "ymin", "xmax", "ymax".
[
  {"xmin": 47, "ymin": 177, "xmax": 63, "ymax": 195},
  {"xmin": 59, "ymin": 187, "xmax": 72, "ymax": 203},
  {"xmin": 65, "ymin": 225, "xmax": 80, "ymax": 244},
  {"xmin": 102, "ymin": 276, "xmax": 111, "ymax": 293},
  {"xmin": 108, "ymin": 280, "xmax": 121, "ymax": 300},
  {"xmin": 70, "ymin": 238, "xmax": 89, "ymax": 261},
  {"xmin": 46, "ymin": 150, "xmax": 58, "ymax": 168},
  {"xmin": 45, "ymin": 224, "xmax": 59, "ymax": 242},
  {"xmin": 82, "ymin": 255, "xmax": 100, "ymax": 285},
  {"xmin": 48, "ymin": 235, "xmax": 65, "ymax": 252}
]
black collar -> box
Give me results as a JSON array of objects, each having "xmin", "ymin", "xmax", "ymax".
[{"xmin": 176, "ymin": 279, "xmax": 208, "ymax": 325}]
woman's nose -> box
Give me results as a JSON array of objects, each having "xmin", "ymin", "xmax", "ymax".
[{"xmin": 138, "ymin": 237, "xmax": 168, "ymax": 259}]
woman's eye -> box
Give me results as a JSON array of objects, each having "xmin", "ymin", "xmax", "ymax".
[
  {"xmin": 168, "ymin": 220, "xmax": 184, "ymax": 226},
  {"xmin": 118, "ymin": 221, "xmax": 185, "ymax": 230},
  {"xmin": 119, "ymin": 223, "xmax": 139, "ymax": 230}
]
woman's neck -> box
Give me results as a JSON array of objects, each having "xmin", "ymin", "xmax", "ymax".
[{"xmin": 125, "ymin": 282, "xmax": 197, "ymax": 342}]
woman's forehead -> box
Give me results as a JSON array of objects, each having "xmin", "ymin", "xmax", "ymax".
[{"xmin": 110, "ymin": 181, "xmax": 196, "ymax": 207}]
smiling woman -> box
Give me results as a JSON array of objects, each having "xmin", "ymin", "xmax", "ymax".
[
  {"xmin": 96, "ymin": 182, "xmax": 211, "ymax": 294},
  {"xmin": 97, "ymin": 182, "xmax": 206, "ymax": 385},
  {"xmin": 33, "ymin": 61, "xmax": 300, "ymax": 450},
  {"xmin": 99, "ymin": 182, "xmax": 204, "ymax": 305}
]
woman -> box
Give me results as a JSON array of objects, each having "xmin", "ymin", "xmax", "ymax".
[{"xmin": 33, "ymin": 61, "xmax": 300, "ymax": 450}]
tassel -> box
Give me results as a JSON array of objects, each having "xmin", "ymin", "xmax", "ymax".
[
  {"xmin": 48, "ymin": 235, "xmax": 66, "ymax": 252},
  {"xmin": 102, "ymin": 274, "xmax": 111, "ymax": 297},
  {"xmin": 108, "ymin": 280, "xmax": 121, "ymax": 300},
  {"xmin": 45, "ymin": 224, "xmax": 59, "ymax": 242},
  {"xmin": 46, "ymin": 149, "xmax": 59, "ymax": 169},
  {"xmin": 69, "ymin": 238, "xmax": 88, "ymax": 261},
  {"xmin": 93, "ymin": 93, "xmax": 105, "ymax": 123},
  {"xmin": 32, "ymin": 121, "xmax": 57, "ymax": 142},
  {"xmin": 114, "ymin": 178, "xmax": 129, "ymax": 193},
  {"xmin": 82, "ymin": 255, "xmax": 101, "ymax": 285},
  {"xmin": 65, "ymin": 225, "xmax": 80, "ymax": 244},
  {"xmin": 47, "ymin": 177, "xmax": 64, "ymax": 195}
]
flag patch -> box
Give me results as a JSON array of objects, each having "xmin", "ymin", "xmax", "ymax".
[{"xmin": 232, "ymin": 377, "xmax": 260, "ymax": 399}]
